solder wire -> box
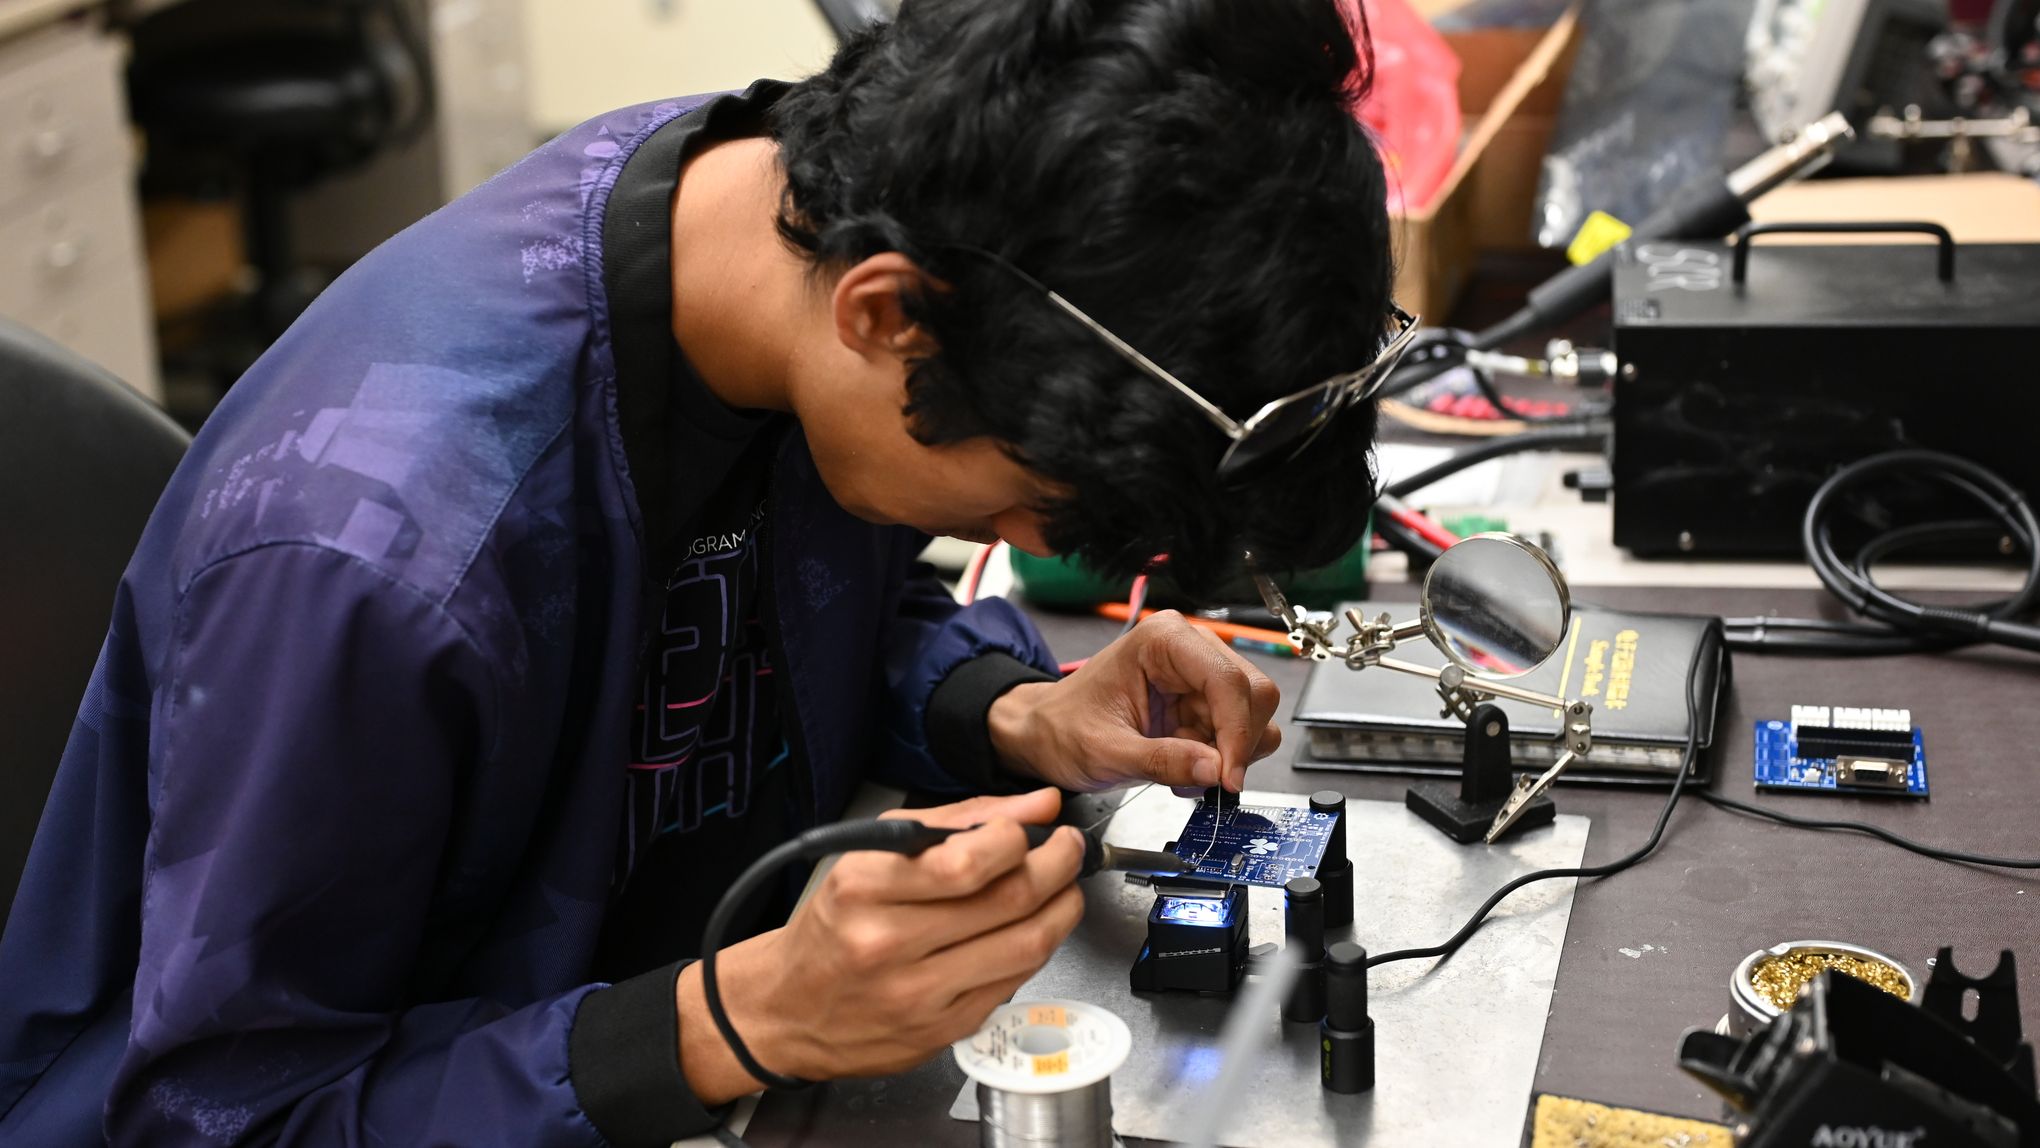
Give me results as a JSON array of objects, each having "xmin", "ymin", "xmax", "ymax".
[
  {"xmin": 976, "ymin": 1080, "xmax": 1118, "ymax": 1148},
  {"xmin": 1200, "ymin": 786, "xmax": 1224, "ymax": 864},
  {"xmin": 1081, "ymin": 782, "xmax": 1157, "ymax": 834}
]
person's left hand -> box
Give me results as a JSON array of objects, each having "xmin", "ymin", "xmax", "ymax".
[{"xmin": 986, "ymin": 610, "xmax": 1283, "ymax": 793}]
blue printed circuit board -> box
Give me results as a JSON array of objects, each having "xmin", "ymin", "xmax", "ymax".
[
  {"xmin": 1753, "ymin": 718, "xmax": 1929, "ymax": 799},
  {"xmin": 1168, "ymin": 801, "xmax": 1336, "ymax": 887}
]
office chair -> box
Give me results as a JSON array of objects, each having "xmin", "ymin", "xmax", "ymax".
[
  {"xmin": 0, "ymin": 319, "xmax": 189, "ymax": 925},
  {"xmin": 129, "ymin": 0, "xmax": 433, "ymax": 338}
]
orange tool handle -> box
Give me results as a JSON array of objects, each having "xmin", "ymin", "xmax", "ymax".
[{"xmin": 1095, "ymin": 604, "xmax": 1295, "ymax": 647}]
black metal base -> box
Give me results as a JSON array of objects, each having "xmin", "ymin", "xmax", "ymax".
[
  {"xmin": 1405, "ymin": 781, "xmax": 1555, "ymax": 844},
  {"xmin": 1404, "ymin": 703, "xmax": 1557, "ymax": 844}
]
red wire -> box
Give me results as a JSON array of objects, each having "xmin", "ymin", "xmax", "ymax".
[
  {"xmin": 1393, "ymin": 508, "xmax": 1459, "ymax": 551},
  {"xmin": 1379, "ymin": 497, "xmax": 1460, "ymax": 552},
  {"xmin": 1119, "ymin": 574, "xmax": 1150, "ymax": 636},
  {"xmin": 960, "ymin": 542, "xmax": 996, "ymax": 605},
  {"xmin": 1062, "ymin": 557, "xmax": 1164, "ymax": 676}
]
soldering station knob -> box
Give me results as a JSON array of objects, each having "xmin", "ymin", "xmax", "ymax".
[
  {"xmin": 1283, "ymin": 877, "xmax": 1328, "ymax": 1024},
  {"xmin": 1321, "ymin": 942, "xmax": 1375, "ymax": 1094}
]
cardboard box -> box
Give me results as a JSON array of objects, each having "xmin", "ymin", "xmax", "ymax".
[
  {"xmin": 1747, "ymin": 172, "xmax": 2040, "ymax": 245},
  {"xmin": 142, "ymin": 197, "xmax": 243, "ymax": 321},
  {"xmin": 1392, "ymin": 6, "xmax": 1580, "ymax": 323}
]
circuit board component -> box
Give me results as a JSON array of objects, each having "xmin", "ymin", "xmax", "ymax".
[
  {"xmin": 1168, "ymin": 799, "xmax": 1336, "ymax": 886},
  {"xmin": 1752, "ymin": 705, "xmax": 1928, "ymax": 799},
  {"xmin": 1788, "ymin": 705, "xmax": 1915, "ymax": 760}
]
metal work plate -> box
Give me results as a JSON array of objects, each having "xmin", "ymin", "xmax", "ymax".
[{"xmin": 950, "ymin": 790, "xmax": 1590, "ymax": 1148}]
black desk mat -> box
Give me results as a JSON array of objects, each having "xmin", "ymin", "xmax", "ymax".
[{"xmin": 746, "ymin": 584, "xmax": 2040, "ymax": 1145}]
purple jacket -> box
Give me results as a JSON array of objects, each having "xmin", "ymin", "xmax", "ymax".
[{"xmin": 0, "ymin": 93, "xmax": 1056, "ymax": 1146}]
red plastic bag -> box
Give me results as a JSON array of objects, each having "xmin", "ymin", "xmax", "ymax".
[{"xmin": 1344, "ymin": 0, "xmax": 1462, "ymax": 214}]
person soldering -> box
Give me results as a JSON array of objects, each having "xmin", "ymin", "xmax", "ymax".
[{"xmin": 0, "ymin": 1, "xmax": 1401, "ymax": 1144}]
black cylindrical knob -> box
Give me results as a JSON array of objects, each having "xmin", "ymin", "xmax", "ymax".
[
  {"xmin": 1321, "ymin": 942, "xmax": 1375, "ymax": 1094},
  {"xmin": 1285, "ymin": 877, "xmax": 1324, "ymax": 951},
  {"xmin": 1283, "ymin": 878, "xmax": 1326, "ymax": 1023},
  {"xmin": 1325, "ymin": 942, "xmax": 1368, "ymax": 1028},
  {"xmin": 1316, "ymin": 863, "xmax": 1354, "ymax": 929},
  {"xmin": 1305, "ymin": 799, "xmax": 1354, "ymax": 933},
  {"xmin": 1310, "ymin": 792, "xmax": 1354, "ymax": 927},
  {"xmin": 1310, "ymin": 791, "xmax": 1347, "ymax": 863}
]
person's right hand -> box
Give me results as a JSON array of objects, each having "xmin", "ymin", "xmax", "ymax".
[{"xmin": 675, "ymin": 787, "xmax": 1086, "ymax": 1101}]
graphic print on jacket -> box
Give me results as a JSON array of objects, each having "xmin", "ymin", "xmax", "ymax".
[
  {"xmin": 595, "ymin": 431, "xmax": 794, "ymax": 979},
  {"xmin": 625, "ymin": 495, "xmax": 781, "ymax": 871}
]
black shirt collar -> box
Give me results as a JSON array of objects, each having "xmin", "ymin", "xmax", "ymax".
[{"xmin": 604, "ymin": 79, "xmax": 790, "ymax": 578}]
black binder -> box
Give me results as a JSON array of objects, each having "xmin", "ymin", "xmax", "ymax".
[{"xmin": 1291, "ymin": 600, "xmax": 1726, "ymax": 785}]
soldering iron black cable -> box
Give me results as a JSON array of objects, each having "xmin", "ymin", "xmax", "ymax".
[
  {"xmin": 1370, "ymin": 425, "xmax": 1611, "ymax": 563},
  {"xmin": 1364, "ymin": 618, "xmax": 1720, "ymax": 970},
  {"xmin": 1694, "ymin": 793, "xmax": 2040, "ymax": 869},
  {"xmin": 1380, "ymin": 426, "xmax": 1612, "ymax": 503}
]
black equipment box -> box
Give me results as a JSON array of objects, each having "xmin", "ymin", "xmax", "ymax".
[{"xmin": 1609, "ymin": 231, "xmax": 2040, "ymax": 557}]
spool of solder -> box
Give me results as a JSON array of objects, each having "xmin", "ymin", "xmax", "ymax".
[
  {"xmin": 954, "ymin": 999, "xmax": 1131, "ymax": 1147},
  {"xmin": 1729, "ymin": 940, "xmax": 1917, "ymax": 1033}
]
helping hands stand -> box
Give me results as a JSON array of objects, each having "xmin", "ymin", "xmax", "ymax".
[{"xmin": 1251, "ymin": 544, "xmax": 1593, "ymax": 845}]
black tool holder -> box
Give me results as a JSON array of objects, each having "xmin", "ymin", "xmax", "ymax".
[
  {"xmin": 1310, "ymin": 790, "xmax": 1354, "ymax": 927},
  {"xmin": 1281, "ymin": 877, "xmax": 1327, "ymax": 1023},
  {"xmin": 1678, "ymin": 949, "xmax": 2039, "ymax": 1148},
  {"xmin": 1404, "ymin": 704, "xmax": 1556, "ymax": 844},
  {"xmin": 1321, "ymin": 942, "xmax": 1375, "ymax": 1094}
]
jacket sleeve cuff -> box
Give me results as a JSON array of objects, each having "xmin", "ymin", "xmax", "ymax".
[
  {"xmin": 570, "ymin": 961, "xmax": 724, "ymax": 1146},
  {"xmin": 924, "ymin": 652, "xmax": 1057, "ymax": 793}
]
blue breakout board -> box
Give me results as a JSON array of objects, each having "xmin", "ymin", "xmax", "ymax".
[
  {"xmin": 1753, "ymin": 705, "xmax": 1928, "ymax": 799},
  {"xmin": 1168, "ymin": 800, "xmax": 1336, "ymax": 887}
]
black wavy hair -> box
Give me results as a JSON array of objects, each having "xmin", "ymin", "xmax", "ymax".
[{"xmin": 770, "ymin": 0, "xmax": 1393, "ymax": 594}]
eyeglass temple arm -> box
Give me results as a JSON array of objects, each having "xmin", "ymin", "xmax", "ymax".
[{"xmin": 1041, "ymin": 292, "xmax": 1243, "ymax": 437}]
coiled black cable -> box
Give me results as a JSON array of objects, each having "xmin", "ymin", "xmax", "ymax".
[
  {"xmin": 1727, "ymin": 450, "xmax": 2040, "ymax": 656},
  {"xmin": 1799, "ymin": 450, "xmax": 2040, "ymax": 652}
]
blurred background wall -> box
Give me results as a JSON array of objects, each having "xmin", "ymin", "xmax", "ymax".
[
  {"xmin": 524, "ymin": 0, "xmax": 835, "ymax": 134},
  {"xmin": 0, "ymin": 0, "xmax": 851, "ymax": 423}
]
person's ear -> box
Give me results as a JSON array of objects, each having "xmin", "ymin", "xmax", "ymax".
[{"xmin": 830, "ymin": 253, "xmax": 939, "ymax": 366}]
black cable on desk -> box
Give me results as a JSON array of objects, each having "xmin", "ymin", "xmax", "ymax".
[
  {"xmin": 1365, "ymin": 619, "xmax": 1721, "ymax": 970},
  {"xmin": 1377, "ymin": 311, "xmax": 1553, "ymax": 402},
  {"xmin": 1373, "ymin": 510, "xmax": 1446, "ymax": 566},
  {"xmin": 1803, "ymin": 451, "xmax": 2040, "ymax": 653},
  {"xmin": 1380, "ymin": 426, "xmax": 1611, "ymax": 502},
  {"xmin": 1728, "ymin": 450, "xmax": 2040, "ymax": 657},
  {"xmin": 1718, "ymin": 614, "xmax": 1968, "ymax": 656},
  {"xmin": 1377, "ymin": 327, "xmax": 1478, "ymax": 399},
  {"xmin": 1368, "ymin": 426, "xmax": 1610, "ymax": 563},
  {"xmin": 1696, "ymin": 792, "xmax": 2040, "ymax": 869}
]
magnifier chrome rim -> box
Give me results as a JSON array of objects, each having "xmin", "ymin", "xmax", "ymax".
[{"xmin": 1417, "ymin": 532, "xmax": 1573, "ymax": 681}]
